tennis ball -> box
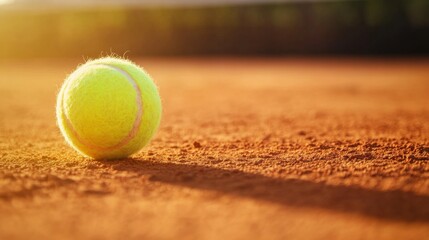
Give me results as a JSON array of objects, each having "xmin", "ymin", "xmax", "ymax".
[{"xmin": 56, "ymin": 57, "xmax": 162, "ymax": 159}]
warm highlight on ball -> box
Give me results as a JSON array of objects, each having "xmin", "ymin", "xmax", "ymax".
[{"xmin": 56, "ymin": 57, "xmax": 162, "ymax": 159}]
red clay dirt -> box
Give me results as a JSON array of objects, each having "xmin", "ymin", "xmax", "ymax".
[{"xmin": 0, "ymin": 58, "xmax": 428, "ymax": 240}]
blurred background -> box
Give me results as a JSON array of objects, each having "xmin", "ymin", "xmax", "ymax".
[{"xmin": 0, "ymin": 0, "xmax": 428, "ymax": 58}]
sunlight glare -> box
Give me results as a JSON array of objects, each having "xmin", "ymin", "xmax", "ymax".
[{"xmin": 0, "ymin": 0, "xmax": 13, "ymax": 5}]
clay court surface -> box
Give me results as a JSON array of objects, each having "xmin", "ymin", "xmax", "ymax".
[{"xmin": 0, "ymin": 58, "xmax": 428, "ymax": 239}]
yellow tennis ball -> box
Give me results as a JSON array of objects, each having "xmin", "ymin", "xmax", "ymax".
[{"xmin": 56, "ymin": 57, "xmax": 162, "ymax": 159}]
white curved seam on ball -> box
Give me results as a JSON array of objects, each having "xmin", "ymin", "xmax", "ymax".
[{"xmin": 61, "ymin": 63, "xmax": 144, "ymax": 151}]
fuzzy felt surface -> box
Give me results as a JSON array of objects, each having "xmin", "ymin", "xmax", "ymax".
[{"xmin": 56, "ymin": 57, "xmax": 162, "ymax": 159}]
